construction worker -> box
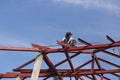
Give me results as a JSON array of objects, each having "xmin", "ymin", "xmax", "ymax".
[{"xmin": 62, "ymin": 32, "xmax": 76, "ymax": 46}]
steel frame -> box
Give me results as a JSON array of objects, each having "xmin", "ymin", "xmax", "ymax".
[{"xmin": 0, "ymin": 35, "xmax": 120, "ymax": 80}]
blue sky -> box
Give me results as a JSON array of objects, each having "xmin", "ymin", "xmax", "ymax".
[{"xmin": 0, "ymin": 0, "xmax": 120, "ymax": 80}]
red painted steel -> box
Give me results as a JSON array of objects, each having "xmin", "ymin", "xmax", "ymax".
[
  {"xmin": 0, "ymin": 36, "xmax": 120, "ymax": 79},
  {"xmin": 0, "ymin": 41, "xmax": 120, "ymax": 53},
  {"xmin": 0, "ymin": 69, "xmax": 119, "ymax": 78}
]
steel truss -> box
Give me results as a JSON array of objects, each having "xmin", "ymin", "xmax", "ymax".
[{"xmin": 0, "ymin": 35, "xmax": 120, "ymax": 80}]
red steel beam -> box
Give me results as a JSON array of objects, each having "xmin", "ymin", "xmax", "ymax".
[
  {"xmin": 57, "ymin": 41, "xmax": 71, "ymax": 47},
  {"xmin": 91, "ymin": 54, "xmax": 97, "ymax": 80},
  {"xmin": 78, "ymin": 38, "xmax": 92, "ymax": 45},
  {"xmin": 98, "ymin": 57, "xmax": 120, "ymax": 68},
  {"xmin": 103, "ymin": 50, "xmax": 120, "ymax": 58},
  {"xmin": 64, "ymin": 69, "xmax": 120, "ymax": 76},
  {"xmin": 45, "ymin": 41, "xmax": 120, "ymax": 53},
  {"xmin": 43, "ymin": 54, "xmax": 57, "ymax": 73},
  {"xmin": 85, "ymin": 75, "xmax": 110, "ymax": 80},
  {"xmin": 79, "ymin": 76, "xmax": 84, "ymax": 80},
  {"xmin": 85, "ymin": 75, "xmax": 93, "ymax": 79},
  {"xmin": 97, "ymin": 74, "xmax": 110, "ymax": 80},
  {"xmin": 91, "ymin": 75, "xmax": 97, "ymax": 80},
  {"xmin": 0, "ymin": 69, "xmax": 119, "ymax": 78},
  {"xmin": 111, "ymin": 73, "xmax": 120, "ymax": 77},
  {"xmin": 13, "ymin": 69, "xmax": 106, "ymax": 73},
  {"xmin": 32, "ymin": 44, "xmax": 50, "ymax": 49},
  {"xmin": 1, "ymin": 41, "xmax": 120, "ymax": 53},
  {"xmin": 76, "ymin": 59, "xmax": 92, "ymax": 69},
  {"xmin": 15, "ymin": 58, "xmax": 35, "ymax": 69},
  {"xmin": 64, "ymin": 52, "xmax": 75, "ymax": 72},
  {"xmin": 42, "ymin": 54, "xmax": 63, "ymax": 80},
  {"xmin": 91, "ymin": 54, "xmax": 95, "ymax": 72},
  {"xmin": 64, "ymin": 52, "xmax": 79, "ymax": 80},
  {"xmin": 106, "ymin": 35, "xmax": 116, "ymax": 43},
  {"xmin": 0, "ymin": 72, "xmax": 19, "ymax": 78},
  {"xmin": 94, "ymin": 54, "xmax": 104, "ymax": 80},
  {"xmin": 0, "ymin": 46, "xmax": 39, "ymax": 52},
  {"xmin": 57, "ymin": 41, "xmax": 93, "ymax": 54},
  {"xmin": 54, "ymin": 53, "xmax": 80, "ymax": 67},
  {"xmin": 94, "ymin": 54, "xmax": 102, "ymax": 70},
  {"xmin": 78, "ymin": 38, "xmax": 106, "ymax": 54}
]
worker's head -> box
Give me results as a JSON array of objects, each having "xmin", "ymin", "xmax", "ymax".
[{"xmin": 65, "ymin": 32, "xmax": 72, "ymax": 38}]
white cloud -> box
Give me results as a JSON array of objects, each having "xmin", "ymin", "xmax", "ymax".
[{"xmin": 54, "ymin": 0, "xmax": 120, "ymax": 15}]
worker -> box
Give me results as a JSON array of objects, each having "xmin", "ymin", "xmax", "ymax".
[{"xmin": 62, "ymin": 32, "xmax": 76, "ymax": 46}]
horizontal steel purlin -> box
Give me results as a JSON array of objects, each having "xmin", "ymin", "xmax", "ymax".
[
  {"xmin": 0, "ymin": 41, "xmax": 120, "ymax": 53},
  {"xmin": 0, "ymin": 69, "xmax": 119, "ymax": 78}
]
